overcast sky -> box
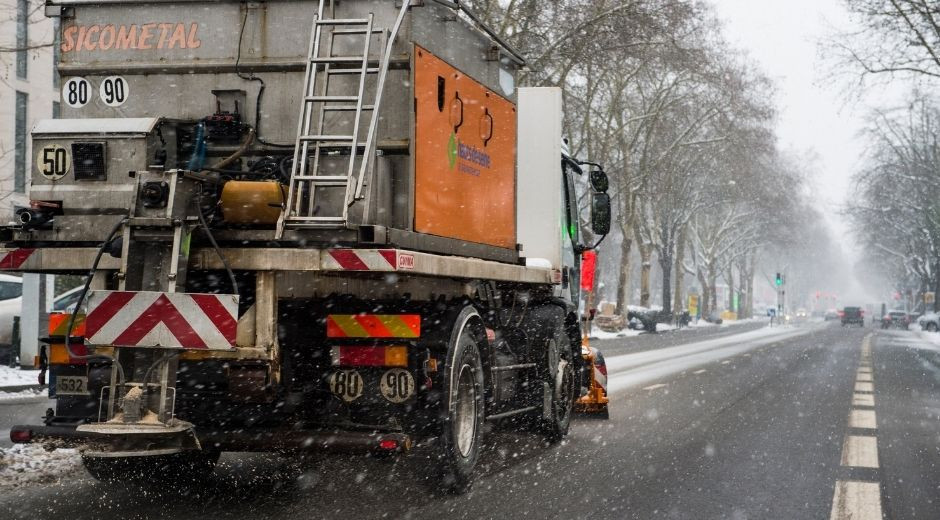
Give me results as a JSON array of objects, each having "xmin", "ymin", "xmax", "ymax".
[
  {"xmin": 708, "ymin": 0, "xmax": 873, "ymax": 232},
  {"xmin": 707, "ymin": 0, "xmax": 909, "ymax": 301}
]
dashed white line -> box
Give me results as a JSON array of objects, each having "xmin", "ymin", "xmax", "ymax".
[
  {"xmin": 830, "ymin": 481, "xmax": 882, "ymax": 520},
  {"xmin": 693, "ymin": 369, "xmax": 707, "ymax": 375},
  {"xmin": 841, "ymin": 435, "xmax": 879, "ymax": 468},
  {"xmin": 856, "ymin": 373, "xmax": 873, "ymax": 382},
  {"xmin": 855, "ymin": 382, "xmax": 874, "ymax": 393},
  {"xmin": 849, "ymin": 409, "xmax": 877, "ymax": 430},
  {"xmin": 643, "ymin": 383, "xmax": 667, "ymax": 391},
  {"xmin": 852, "ymin": 393, "xmax": 875, "ymax": 407}
]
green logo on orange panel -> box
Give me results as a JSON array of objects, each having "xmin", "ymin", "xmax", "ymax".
[{"xmin": 447, "ymin": 133, "xmax": 458, "ymax": 169}]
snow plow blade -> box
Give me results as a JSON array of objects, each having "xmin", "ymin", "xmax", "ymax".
[
  {"xmin": 575, "ymin": 343, "xmax": 609, "ymax": 418},
  {"xmin": 10, "ymin": 424, "xmax": 413, "ymax": 454}
]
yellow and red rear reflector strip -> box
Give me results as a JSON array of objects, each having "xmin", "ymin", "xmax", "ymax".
[
  {"xmin": 48, "ymin": 313, "xmax": 88, "ymax": 364},
  {"xmin": 326, "ymin": 314, "xmax": 420, "ymax": 338},
  {"xmin": 331, "ymin": 346, "xmax": 409, "ymax": 367},
  {"xmin": 49, "ymin": 342, "xmax": 89, "ymax": 365},
  {"xmin": 49, "ymin": 312, "xmax": 86, "ymax": 337}
]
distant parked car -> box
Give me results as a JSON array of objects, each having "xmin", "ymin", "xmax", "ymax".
[
  {"xmin": 824, "ymin": 309, "xmax": 839, "ymax": 321},
  {"xmin": 881, "ymin": 310, "xmax": 912, "ymax": 329},
  {"xmin": 841, "ymin": 307, "xmax": 865, "ymax": 327},
  {"xmin": 0, "ymin": 274, "xmax": 23, "ymax": 366},
  {"xmin": 0, "ymin": 274, "xmax": 23, "ymax": 345},
  {"xmin": 917, "ymin": 312, "xmax": 940, "ymax": 332}
]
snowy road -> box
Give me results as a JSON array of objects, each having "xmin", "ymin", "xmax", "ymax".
[{"xmin": 4, "ymin": 321, "xmax": 940, "ymax": 518}]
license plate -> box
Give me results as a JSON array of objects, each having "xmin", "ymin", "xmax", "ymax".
[{"xmin": 56, "ymin": 375, "xmax": 89, "ymax": 396}]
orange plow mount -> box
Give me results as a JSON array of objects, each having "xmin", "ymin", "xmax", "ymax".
[{"xmin": 575, "ymin": 338, "xmax": 609, "ymax": 418}]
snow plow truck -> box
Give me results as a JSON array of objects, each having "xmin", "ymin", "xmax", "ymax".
[{"xmin": 6, "ymin": 0, "xmax": 611, "ymax": 492}]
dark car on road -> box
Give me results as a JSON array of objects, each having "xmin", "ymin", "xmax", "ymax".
[
  {"xmin": 881, "ymin": 310, "xmax": 912, "ymax": 330},
  {"xmin": 841, "ymin": 307, "xmax": 865, "ymax": 327}
]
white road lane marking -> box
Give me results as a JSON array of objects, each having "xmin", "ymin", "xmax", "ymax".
[
  {"xmin": 830, "ymin": 481, "xmax": 882, "ymax": 520},
  {"xmin": 841, "ymin": 435, "xmax": 879, "ymax": 468},
  {"xmin": 852, "ymin": 393, "xmax": 875, "ymax": 407},
  {"xmin": 857, "ymin": 367, "xmax": 872, "ymax": 374},
  {"xmin": 849, "ymin": 409, "xmax": 877, "ymax": 430},
  {"xmin": 856, "ymin": 373, "xmax": 873, "ymax": 382},
  {"xmin": 643, "ymin": 383, "xmax": 667, "ymax": 391},
  {"xmin": 693, "ymin": 369, "xmax": 707, "ymax": 374},
  {"xmin": 855, "ymin": 382, "xmax": 874, "ymax": 392}
]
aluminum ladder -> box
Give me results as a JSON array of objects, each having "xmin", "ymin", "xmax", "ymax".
[{"xmin": 276, "ymin": 1, "xmax": 410, "ymax": 238}]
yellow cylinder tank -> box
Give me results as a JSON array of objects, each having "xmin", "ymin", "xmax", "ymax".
[{"xmin": 219, "ymin": 181, "xmax": 285, "ymax": 225}]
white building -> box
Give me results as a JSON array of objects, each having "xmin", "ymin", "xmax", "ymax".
[
  {"xmin": 0, "ymin": 0, "xmax": 59, "ymax": 367},
  {"xmin": 1, "ymin": 0, "xmax": 60, "ymax": 217}
]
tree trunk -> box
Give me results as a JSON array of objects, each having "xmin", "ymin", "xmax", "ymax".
[
  {"xmin": 726, "ymin": 266, "xmax": 735, "ymax": 315},
  {"xmin": 617, "ymin": 225, "xmax": 634, "ymax": 320},
  {"xmin": 673, "ymin": 227, "xmax": 686, "ymax": 318},
  {"xmin": 707, "ymin": 268, "xmax": 718, "ymax": 316},
  {"xmin": 635, "ymin": 226, "xmax": 652, "ymax": 308},
  {"xmin": 697, "ymin": 270, "xmax": 709, "ymax": 319}
]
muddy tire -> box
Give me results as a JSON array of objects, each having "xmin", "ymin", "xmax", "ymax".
[{"xmin": 435, "ymin": 306, "xmax": 485, "ymax": 494}]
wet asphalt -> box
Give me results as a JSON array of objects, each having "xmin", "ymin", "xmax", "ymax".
[{"xmin": 2, "ymin": 321, "xmax": 940, "ymax": 519}]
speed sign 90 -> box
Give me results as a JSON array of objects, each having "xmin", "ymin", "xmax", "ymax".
[{"xmin": 99, "ymin": 76, "xmax": 129, "ymax": 107}]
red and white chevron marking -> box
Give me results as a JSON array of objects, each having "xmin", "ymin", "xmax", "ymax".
[
  {"xmin": 323, "ymin": 249, "xmax": 398, "ymax": 271},
  {"xmin": 0, "ymin": 248, "xmax": 35, "ymax": 270},
  {"xmin": 85, "ymin": 291, "xmax": 238, "ymax": 350}
]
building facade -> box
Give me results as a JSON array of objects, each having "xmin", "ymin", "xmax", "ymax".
[{"xmin": 1, "ymin": 0, "xmax": 59, "ymax": 218}]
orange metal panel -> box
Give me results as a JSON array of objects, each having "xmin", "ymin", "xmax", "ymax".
[{"xmin": 413, "ymin": 45, "xmax": 516, "ymax": 249}]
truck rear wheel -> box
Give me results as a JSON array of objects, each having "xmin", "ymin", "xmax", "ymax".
[
  {"xmin": 435, "ymin": 306, "xmax": 485, "ymax": 494},
  {"xmin": 540, "ymin": 321, "xmax": 576, "ymax": 443},
  {"xmin": 82, "ymin": 450, "xmax": 220, "ymax": 483},
  {"xmin": 523, "ymin": 306, "xmax": 576, "ymax": 443}
]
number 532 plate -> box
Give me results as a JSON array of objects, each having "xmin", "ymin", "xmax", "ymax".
[{"xmin": 56, "ymin": 375, "xmax": 89, "ymax": 396}]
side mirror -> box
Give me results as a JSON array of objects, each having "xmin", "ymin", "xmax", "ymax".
[
  {"xmin": 591, "ymin": 192, "xmax": 611, "ymax": 235},
  {"xmin": 590, "ymin": 169, "xmax": 609, "ymax": 193}
]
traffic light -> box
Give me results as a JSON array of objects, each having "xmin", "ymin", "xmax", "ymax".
[{"xmin": 775, "ymin": 273, "xmax": 782, "ymax": 287}]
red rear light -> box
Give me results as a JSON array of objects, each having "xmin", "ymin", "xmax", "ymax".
[
  {"xmin": 378, "ymin": 439, "xmax": 399, "ymax": 451},
  {"xmin": 10, "ymin": 428, "xmax": 32, "ymax": 443},
  {"xmin": 330, "ymin": 346, "xmax": 408, "ymax": 367}
]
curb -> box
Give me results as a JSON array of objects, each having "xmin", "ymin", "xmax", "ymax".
[{"xmin": 0, "ymin": 384, "xmax": 45, "ymax": 394}]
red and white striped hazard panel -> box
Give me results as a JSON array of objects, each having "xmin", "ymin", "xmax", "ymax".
[
  {"xmin": 0, "ymin": 248, "xmax": 35, "ymax": 270},
  {"xmin": 85, "ymin": 291, "xmax": 238, "ymax": 350},
  {"xmin": 321, "ymin": 249, "xmax": 415, "ymax": 271}
]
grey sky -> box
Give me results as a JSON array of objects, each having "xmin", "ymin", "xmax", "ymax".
[{"xmin": 709, "ymin": 0, "xmax": 865, "ymax": 229}]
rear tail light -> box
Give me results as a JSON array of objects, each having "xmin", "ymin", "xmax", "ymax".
[
  {"xmin": 10, "ymin": 428, "xmax": 32, "ymax": 443},
  {"xmin": 331, "ymin": 345, "xmax": 408, "ymax": 367},
  {"xmin": 378, "ymin": 439, "xmax": 399, "ymax": 451}
]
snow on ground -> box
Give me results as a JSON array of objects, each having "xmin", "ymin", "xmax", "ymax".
[
  {"xmin": 0, "ymin": 444, "xmax": 82, "ymax": 489},
  {"xmin": 590, "ymin": 317, "xmax": 768, "ymax": 338},
  {"xmin": 589, "ymin": 328, "xmax": 644, "ymax": 340},
  {"xmin": 0, "ymin": 388, "xmax": 47, "ymax": 403},
  {"xmin": 603, "ymin": 324, "xmax": 812, "ymax": 393},
  {"xmin": 0, "ymin": 366, "xmax": 40, "ymax": 388}
]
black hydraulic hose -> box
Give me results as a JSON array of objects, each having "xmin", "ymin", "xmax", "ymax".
[
  {"xmin": 194, "ymin": 190, "xmax": 239, "ymax": 295},
  {"xmin": 63, "ymin": 216, "xmax": 128, "ymax": 385},
  {"xmin": 234, "ymin": 7, "xmax": 293, "ymax": 149}
]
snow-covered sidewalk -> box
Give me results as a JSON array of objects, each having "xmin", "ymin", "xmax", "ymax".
[
  {"xmin": 0, "ymin": 444, "xmax": 82, "ymax": 489},
  {"xmin": 589, "ymin": 316, "xmax": 769, "ymax": 339},
  {"xmin": 604, "ymin": 324, "xmax": 814, "ymax": 393},
  {"xmin": 0, "ymin": 366, "xmax": 41, "ymax": 390}
]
